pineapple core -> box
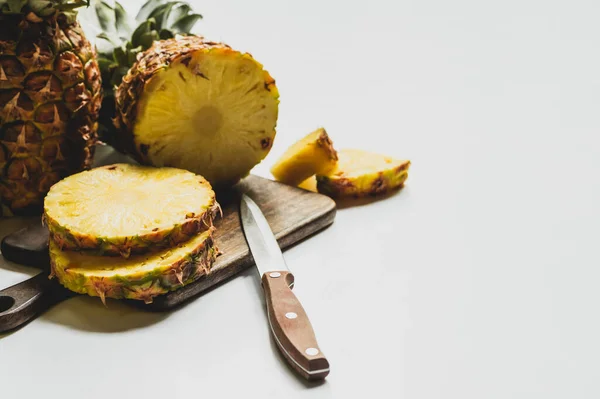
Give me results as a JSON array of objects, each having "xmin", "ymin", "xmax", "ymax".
[{"xmin": 132, "ymin": 51, "xmax": 279, "ymax": 186}]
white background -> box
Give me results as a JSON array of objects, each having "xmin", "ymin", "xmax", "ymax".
[{"xmin": 1, "ymin": 0, "xmax": 600, "ymax": 397}]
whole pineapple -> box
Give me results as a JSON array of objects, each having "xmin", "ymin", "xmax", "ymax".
[{"xmin": 0, "ymin": 0, "xmax": 102, "ymax": 216}]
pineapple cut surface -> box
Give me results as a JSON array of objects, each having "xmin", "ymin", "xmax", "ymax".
[
  {"xmin": 44, "ymin": 163, "xmax": 218, "ymax": 257},
  {"xmin": 316, "ymin": 149, "xmax": 410, "ymax": 198},
  {"xmin": 270, "ymin": 128, "xmax": 338, "ymax": 186},
  {"xmin": 298, "ymin": 176, "xmax": 318, "ymax": 192},
  {"xmin": 115, "ymin": 36, "xmax": 280, "ymax": 187},
  {"xmin": 50, "ymin": 229, "xmax": 218, "ymax": 304}
]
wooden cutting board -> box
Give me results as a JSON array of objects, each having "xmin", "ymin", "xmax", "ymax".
[{"xmin": 0, "ymin": 174, "xmax": 336, "ymax": 333}]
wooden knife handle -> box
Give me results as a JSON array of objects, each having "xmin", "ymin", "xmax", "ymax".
[
  {"xmin": 261, "ymin": 271, "xmax": 330, "ymax": 380},
  {"xmin": 0, "ymin": 272, "xmax": 72, "ymax": 333}
]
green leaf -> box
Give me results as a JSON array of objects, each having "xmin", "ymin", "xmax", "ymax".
[
  {"xmin": 28, "ymin": 0, "xmax": 55, "ymax": 16},
  {"xmin": 114, "ymin": 1, "xmax": 133, "ymax": 38},
  {"xmin": 131, "ymin": 19, "xmax": 155, "ymax": 48},
  {"xmin": 110, "ymin": 66, "xmax": 130, "ymax": 86},
  {"xmin": 139, "ymin": 30, "xmax": 160, "ymax": 50},
  {"xmin": 136, "ymin": 0, "xmax": 166, "ymax": 22},
  {"xmin": 113, "ymin": 46, "xmax": 127, "ymax": 67},
  {"xmin": 164, "ymin": 2, "xmax": 191, "ymax": 27},
  {"xmin": 147, "ymin": 3, "xmax": 171, "ymax": 30},
  {"xmin": 6, "ymin": 0, "xmax": 27, "ymax": 13},
  {"xmin": 94, "ymin": 1, "xmax": 116, "ymax": 33},
  {"xmin": 97, "ymin": 57, "xmax": 116, "ymax": 74},
  {"xmin": 171, "ymin": 13, "xmax": 202, "ymax": 34},
  {"xmin": 55, "ymin": 0, "xmax": 89, "ymax": 12},
  {"xmin": 127, "ymin": 46, "xmax": 143, "ymax": 65},
  {"xmin": 159, "ymin": 29, "xmax": 174, "ymax": 40},
  {"xmin": 96, "ymin": 32, "xmax": 118, "ymax": 46}
]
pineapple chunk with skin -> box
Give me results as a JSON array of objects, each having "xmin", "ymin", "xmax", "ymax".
[
  {"xmin": 43, "ymin": 163, "xmax": 219, "ymax": 257},
  {"xmin": 316, "ymin": 149, "xmax": 410, "ymax": 198},
  {"xmin": 270, "ymin": 128, "xmax": 338, "ymax": 186},
  {"xmin": 50, "ymin": 228, "xmax": 218, "ymax": 304}
]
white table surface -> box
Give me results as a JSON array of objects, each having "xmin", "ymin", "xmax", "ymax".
[{"xmin": 1, "ymin": 0, "xmax": 599, "ymax": 397}]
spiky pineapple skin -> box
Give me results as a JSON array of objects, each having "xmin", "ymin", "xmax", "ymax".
[
  {"xmin": 316, "ymin": 168, "xmax": 409, "ymax": 198},
  {"xmin": 50, "ymin": 228, "xmax": 219, "ymax": 304},
  {"xmin": 113, "ymin": 35, "xmax": 279, "ymax": 187},
  {"xmin": 0, "ymin": 6, "xmax": 102, "ymax": 215},
  {"xmin": 270, "ymin": 127, "xmax": 338, "ymax": 186},
  {"xmin": 44, "ymin": 200, "xmax": 220, "ymax": 257}
]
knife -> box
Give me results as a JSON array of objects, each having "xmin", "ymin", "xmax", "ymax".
[{"xmin": 240, "ymin": 193, "xmax": 330, "ymax": 380}]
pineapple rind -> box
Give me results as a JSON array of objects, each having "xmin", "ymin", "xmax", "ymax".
[
  {"xmin": 114, "ymin": 36, "xmax": 279, "ymax": 187},
  {"xmin": 270, "ymin": 127, "xmax": 338, "ymax": 186},
  {"xmin": 0, "ymin": 4, "xmax": 102, "ymax": 215},
  {"xmin": 50, "ymin": 228, "xmax": 218, "ymax": 304},
  {"xmin": 43, "ymin": 163, "xmax": 220, "ymax": 257},
  {"xmin": 316, "ymin": 149, "xmax": 411, "ymax": 198}
]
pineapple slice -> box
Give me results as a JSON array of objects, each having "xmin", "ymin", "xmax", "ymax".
[
  {"xmin": 115, "ymin": 36, "xmax": 280, "ymax": 187},
  {"xmin": 43, "ymin": 163, "xmax": 219, "ymax": 257},
  {"xmin": 270, "ymin": 128, "xmax": 338, "ymax": 186},
  {"xmin": 50, "ymin": 228, "xmax": 218, "ymax": 304},
  {"xmin": 316, "ymin": 149, "xmax": 410, "ymax": 198}
]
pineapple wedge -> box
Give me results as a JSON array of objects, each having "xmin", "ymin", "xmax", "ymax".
[
  {"xmin": 50, "ymin": 228, "xmax": 218, "ymax": 304},
  {"xmin": 270, "ymin": 128, "xmax": 338, "ymax": 186},
  {"xmin": 298, "ymin": 176, "xmax": 318, "ymax": 192},
  {"xmin": 43, "ymin": 163, "xmax": 219, "ymax": 257},
  {"xmin": 114, "ymin": 36, "xmax": 280, "ymax": 187},
  {"xmin": 316, "ymin": 149, "xmax": 410, "ymax": 198}
]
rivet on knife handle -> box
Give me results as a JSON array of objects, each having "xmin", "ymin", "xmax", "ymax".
[{"xmin": 261, "ymin": 271, "xmax": 330, "ymax": 380}]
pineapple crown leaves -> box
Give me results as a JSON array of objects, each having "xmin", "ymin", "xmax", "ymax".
[
  {"xmin": 94, "ymin": 0, "xmax": 202, "ymax": 90},
  {"xmin": 89, "ymin": 0, "xmax": 202, "ymax": 142},
  {"xmin": 0, "ymin": 0, "xmax": 90, "ymax": 16}
]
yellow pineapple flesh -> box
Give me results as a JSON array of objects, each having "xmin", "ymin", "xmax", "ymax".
[
  {"xmin": 43, "ymin": 163, "xmax": 219, "ymax": 257},
  {"xmin": 50, "ymin": 228, "xmax": 218, "ymax": 304},
  {"xmin": 298, "ymin": 176, "xmax": 318, "ymax": 192},
  {"xmin": 115, "ymin": 36, "xmax": 279, "ymax": 187},
  {"xmin": 270, "ymin": 127, "xmax": 338, "ymax": 186},
  {"xmin": 316, "ymin": 149, "xmax": 410, "ymax": 198}
]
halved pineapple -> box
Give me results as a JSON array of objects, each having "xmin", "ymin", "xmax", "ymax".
[
  {"xmin": 316, "ymin": 149, "xmax": 410, "ymax": 198},
  {"xmin": 43, "ymin": 163, "xmax": 219, "ymax": 257},
  {"xmin": 50, "ymin": 228, "xmax": 218, "ymax": 304},
  {"xmin": 270, "ymin": 127, "xmax": 338, "ymax": 186},
  {"xmin": 114, "ymin": 36, "xmax": 280, "ymax": 187}
]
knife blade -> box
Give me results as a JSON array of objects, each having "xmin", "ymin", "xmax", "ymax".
[{"xmin": 240, "ymin": 193, "xmax": 330, "ymax": 380}]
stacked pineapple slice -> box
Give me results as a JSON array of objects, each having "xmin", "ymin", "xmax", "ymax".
[
  {"xmin": 270, "ymin": 128, "xmax": 411, "ymax": 199},
  {"xmin": 44, "ymin": 163, "xmax": 221, "ymax": 304}
]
